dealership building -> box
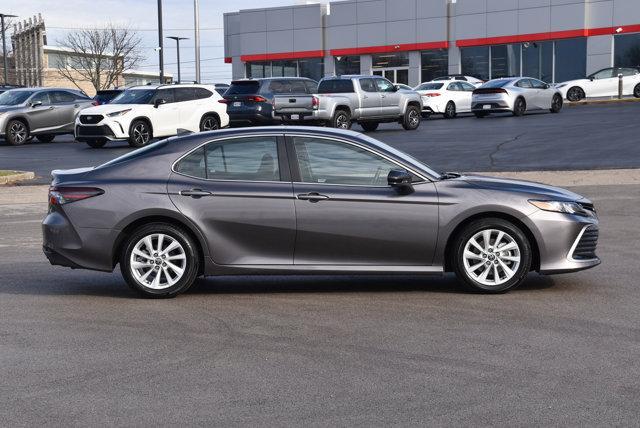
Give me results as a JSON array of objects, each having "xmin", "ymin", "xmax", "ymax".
[{"xmin": 223, "ymin": 0, "xmax": 640, "ymax": 86}]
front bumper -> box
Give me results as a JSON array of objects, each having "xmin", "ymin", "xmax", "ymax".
[{"xmin": 74, "ymin": 120, "xmax": 129, "ymax": 142}]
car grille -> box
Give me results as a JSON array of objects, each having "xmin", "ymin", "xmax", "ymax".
[
  {"xmin": 79, "ymin": 114, "xmax": 104, "ymax": 124},
  {"xmin": 76, "ymin": 125, "xmax": 114, "ymax": 137},
  {"xmin": 572, "ymin": 227, "xmax": 598, "ymax": 260}
]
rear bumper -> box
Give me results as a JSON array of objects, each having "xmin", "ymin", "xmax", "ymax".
[{"xmin": 228, "ymin": 112, "xmax": 279, "ymax": 126}]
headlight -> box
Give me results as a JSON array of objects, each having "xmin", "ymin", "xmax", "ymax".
[
  {"xmin": 107, "ymin": 109, "xmax": 131, "ymax": 117},
  {"xmin": 529, "ymin": 200, "xmax": 594, "ymax": 217}
]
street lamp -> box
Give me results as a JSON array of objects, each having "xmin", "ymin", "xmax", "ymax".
[
  {"xmin": 167, "ymin": 36, "xmax": 188, "ymax": 83},
  {"xmin": 0, "ymin": 13, "xmax": 18, "ymax": 86},
  {"xmin": 194, "ymin": 0, "xmax": 200, "ymax": 83},
  {"xmin": 157, "ymin": 0, "xmax": 164, "ymax": 83}
]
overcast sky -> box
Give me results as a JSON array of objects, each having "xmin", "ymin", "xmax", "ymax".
[{"xmin": 2, "ymin": 0, "xmax": 300, "ymax": 83}]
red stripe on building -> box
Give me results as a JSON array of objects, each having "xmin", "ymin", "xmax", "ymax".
[
  {"xmin": 240, "ymin": 50, "xmax": 325, "ymax": 62},
  {"xmin": 330, "ymin": 41, "xmax": 448, "ymax": 56},
  {"xmin": 456, "ymin": 24, "xmax": 640, "ymax": 47},
  {"xmin": 224, "ymin": 57, "xmax": 232, "ymax": 64}
]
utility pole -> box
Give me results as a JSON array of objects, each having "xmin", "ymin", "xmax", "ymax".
[
  {"xmin": 167, "ymin": 36, "xmax": 188, "ymax": 83},
  {"xmin": 157, "ymin": 0, "xmax": 164, "ymax": 83},
  {"xmin": 194, "ymin": 0, "xmax": 200, "ymax": 83},
  {"xmin": 0, "ymin": 13, "xmax": 18, "ymax": 86}
]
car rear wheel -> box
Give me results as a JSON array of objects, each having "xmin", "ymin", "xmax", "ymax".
[
  {"xmin": 360, "ymin": 121, "xmax": 379, "ymax": 132},
  {"xmin": 566, "ymin": 86, "xmax": 585, "ymax": 102},
  {"xmin": 550, "ymin": 94, "xmax": 563, "ymax": 113},
  {"xmin": 401, "ymin": 105, "xmax": 421, "ymax": 130},
  {"xmin": 330, "ymin": 109, "xmax": 351, "ymax": 130},
  {"xmin": 5, "ymin": 120, "xmax": 29, "ymax": 145},
  {"xmin": 86, "ymin": 139, "xmax": 107, "ymax": 148},
  {"xmin": 199, "ymin": 114, "xmax": 219, "ymax": 132},
  {"xmin": 452, "ymin": 218, "xmax": 532, "ymax": 293},
  {"xmin": 120, "ymin": 223, "xmax": 200, "ymax": 298},
  {"xmin": 443, "ymin": 101, "xmax": 457, "ymax": 119},
  {"xmin": 634, "ymin": 83, "xmax": 640, "ymax": 98},
  {"xmin": 128, "ymin": 120, "xmax": 152, "ymax": 148},
  {"xmin": 35, "ymin": 134, "xmax": 55, "ymax": 143},
  {"xmin": 512, "ymin": 98, "xmax": 526, "ymax": 116}
]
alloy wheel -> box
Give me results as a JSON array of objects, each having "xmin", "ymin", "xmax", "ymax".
[
  {"xmin": 462, "ymin": 229, "xmax": 521, "ymax": 287},
  {"xmin": 336, "ymin": 113, "xmax": 349, "ymax": 129},
  {"xmin": 552, "ymin": 95, "xmax": 563, "ymax": 111},
  {"xmin": 130, "ymin": 233, "xmax": 187, "ymax": 290},
  {"xmin": 133, "ymin": 123, "xmax": 150, "ymax": 145},
  {"xmin": 202, "ymin": 116, "xmax": 218, "ymax": 131},
  {"xmin": 567, "ymin": 87, "xmax": 583, "ymax": 102},
  {"xmin": 409, "ymin": 109, "xmax": 420, "ymax": 127},
  {"xmin": 9, "ymin": 122, "xmax": 27, "ymax": 144},
  {"xmin": 635, "ymin": 84, "xmax": 640, "ymax": 98}
]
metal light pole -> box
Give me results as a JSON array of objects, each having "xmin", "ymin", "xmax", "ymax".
[
  {"xmin": 167, "ymin": 36, "xmax": 188, "ymax": 83},
  {"xmin": 0, "ymin": 13, "xmax": 17, "ymax": 86},
  {"xmin": 193, "ymin": 0, "xmax": 201, "ymax": 83},
  {"xmin": 157, "ymin": 0, "xmax": 164, "ymax": 83}
]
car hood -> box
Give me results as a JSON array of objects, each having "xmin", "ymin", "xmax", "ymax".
[
  {"xmin": 460, "ymin": 174, "xmax": 587, "ymax": 202},
  {"xmin": 78, "ymin": 104, "xmax": 142, "ymax": 115}
]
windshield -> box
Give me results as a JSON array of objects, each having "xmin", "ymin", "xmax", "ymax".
[
  {"xmin": 480, "ymin": 79, "xmax": 510, "ymax": 88},
  {"xmin": 0, "ymin": 90, "xmax": 35, "ymax": 106},
  {"xmin": 415, "ymin": 83, "xmax": 444, "ymax": 90},
  {"xmin": 110, "ymin": 89, "xmax": 156, "ymax": 104}
]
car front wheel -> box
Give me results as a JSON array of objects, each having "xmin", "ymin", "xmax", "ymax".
[
  {"xmin": 452, "ymin": 218, "xmax": 532, "ymax": 293},
  {"xmin": 401, "ymin": 105, "xmax": 421, "ymax": 130},
  {"xmin": 120, "ymin": 223, "xmax": 200, "ymax": 298},
  {"xmin": 566, "ymin": 86, "xmax": 585, "ymax": 102},
  {"xmin": 5, "ymin": 120, "xmax": 30, "ymax": 145},
  {"xmin": 550, "ymin": 94, "xmax": 563, "ymax": 113},
  {"xmin": 128, "ymin": 120, "xmax": 152, "ymax": 148},
  {"xmin": 634, "ymin": 83, "xmax": 640, "ymax": 99}
]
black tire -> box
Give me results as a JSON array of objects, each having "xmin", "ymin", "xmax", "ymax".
[
  {"xmin": 86, "ymin": 139, "xmax": 107, "ymax": 148},
  {"xmin": 199, "ymin": 114, "xmax": 219, "ymax": 132},
  {"xmin": 452, "ymin": 218, "xmax": 532, "ymax": 293},
  {"xmin": 566, "ymin": 86, "xmax": 585, "ymax": 102},
  {"xmin": 360, "ymin": 122, "xmax": 379, "ymax": 132},
  {"xmin": 443, "ymin": 101, "xmax": 457, "ymax": 119},
  {"xmin": 512, "ymin": 97, "xmax": 526, "ymax": 116},
  {"xmin": 634, "ymin": 83, "xmax": 640, "ymax": 99},
  {"xmin": 330, "ymin": 109, "xmax": 351, "ymax": 129},
  {"xmin": 128, "ymin": 119, "xmax": 152, "ymax": 148},
  {"xmin": 550, "ymin": 94, "xmax": 563, "ymax": 113},
  {"xmin": 5, "ymin": 119, "xmax": 30, "ymax": 146},
  {"xmin": 120, "ymin": 222, "xmax": 200, "ymax": 298},
  {"xmin": 474, "ymin": 111, "xmax": 488, "ymax": 118},
  {"xmin": 35, "ymin": 134, "xmax": 55, "ymax": 143},
  {"xmin": 401, "ymin": 105, "xmax": 421, "ymax": 130}
]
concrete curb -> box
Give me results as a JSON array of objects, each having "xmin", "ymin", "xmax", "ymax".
[
  {"xmin": 566, "ymin": 97, "xmax": 640, "ymax": 106},
  {"xmin": 0, "ymin": 171, "xmax": 36, "ymax": 185}
]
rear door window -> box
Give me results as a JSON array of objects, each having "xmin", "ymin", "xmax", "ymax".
[
  {"xmin": 175, "ymin": 87, "xmax": 197, "ymax": 102},
  {"xmin": 318, "ymin": 79, "xmax": 355, "ymax": 94},
  {"xmin": 359, "ymin": 79, "xmax": 377, "ymax": 92},
  {"xmin": 153, "ymin": 89, "xmax": 175, "ymax": 103},
  {"xmin": 205, "ymin": 136, "xmax": 281, "ymax": 181},
  {"xmin": 304, "ymin": 81, "xmax": 318, "ymax": 93},
  {"xmin": 30, "ymin": 91, "xmax": 52, "ymax": 105},
  {"xmin": 195, "ymin": 87, "xmax": 214, "ymax": 99}
]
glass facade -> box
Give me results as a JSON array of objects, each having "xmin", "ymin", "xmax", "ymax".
[
  {"xmin": 522, "ymin": 41, "xmax": 553, "ymax": 82},
  {"xmin": 555, "ymin": 38, "xmax": 587, "ymax": 82},
  {"xmin": 246, "ymin": 58, "xmax": 324, "ymax": 81},
  {"xmin": 335, "ymin": 55, "xmax": 360, "ymax": 75},
  {"xmin": 298, "ymin": 58, "xmax": 324, "ymax": 81},
  {"xmin": 490, "ymin": 44, "xmax": 520, "ymax": 78},
  {"xmin": 420, "ymin": 49, "xmax": 448, "ymax": 83},
  {"xmin": 614, "ymin": 33, "xmax": 640, "ymax": 68},
  {"xmin": 372, "ymin": 52, "xmax": 409, "ymax": 68},
  {"xmin": 461, "ymin": 46, "xmax": 490, "ymax": 81},
  {"xmin": 247, "ymin": 61, "xmax": 271, "ymax": 78}
]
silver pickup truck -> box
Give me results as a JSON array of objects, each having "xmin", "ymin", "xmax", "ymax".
[{"xmin": 273, "ymin": 75, "xmax": 423, "ymax": 131}]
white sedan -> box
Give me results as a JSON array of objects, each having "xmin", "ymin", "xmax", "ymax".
[
  {"xmin": 414, "ymin": 79, "xmax": 476, "ymax": 118},
  {"xmin": 557, "ymin": 67, "xmax": 640, "ymax": 101}
]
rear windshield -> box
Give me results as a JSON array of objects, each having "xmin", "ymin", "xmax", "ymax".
[
  {"xmin": 267, "ymin": 79, "xmax": 311, "ymax": 94},
  {"xmin": 318, "ymin": 79, "xmax": 355, "ymax": 94},
  {"xmin": 480, "ymin": 79, "xmax": 510, "ymax": 88},
  {"xmin": 415, "ymin": 83, "xmax": 444, "ymax": 90},
  {"xmin": 226, "ymin": 81, "xmax": 261, "ymax": 95}
]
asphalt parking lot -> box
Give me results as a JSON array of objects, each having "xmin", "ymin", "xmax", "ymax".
[
  {"xmin": 1, "ymin": 182, "xmax": 639, "ymax": 425},
  {"xmin": 1, "ymin": 102, "xmax": 640, "ymax": 183}
]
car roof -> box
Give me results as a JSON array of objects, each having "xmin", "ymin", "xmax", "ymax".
[
  {"xmin": 127, "ymin": 83, "xmax": 215, "ymax": 90},
  {"xmin": 231, "ymin": 77, "xmax": 315, "ymax": 83}
]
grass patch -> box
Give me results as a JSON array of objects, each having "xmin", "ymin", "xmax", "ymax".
[{"xmin": 0, "ymin": 170, "xmax": 18, "ymax": 177}]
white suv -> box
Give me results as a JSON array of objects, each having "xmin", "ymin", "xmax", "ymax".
[{"xmin": 75, "ymin": 84, "xmax": 229, "ymax": 148}]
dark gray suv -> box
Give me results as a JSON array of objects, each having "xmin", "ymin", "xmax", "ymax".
[
  {"xmin": 43, "ymin": 126, "xmax": 599, "ymax": 298},
  {"xmin": 0, "ymin": 87, "xmax": 93, "ymax": 145}
]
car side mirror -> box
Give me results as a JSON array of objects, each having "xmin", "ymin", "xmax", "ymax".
[
  {"xmin": 154, "ymin": 98, "xmax": 166, "ymax": 108},
  {"xmin": 544, "ymin": 83, "xmax": 550, "ymax": 89},
  {"xmin": 30, "ymin": 101, "xmax": 42, "ymax": 108},
  {"xmin": 589, "ymin": 76, "xmax": 595, "ymax": 81},
  {"xmin": 388, "ymin": 169, "xmax": 413, "ymax": 193}
]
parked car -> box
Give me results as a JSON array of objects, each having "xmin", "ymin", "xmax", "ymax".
[
  {"xmin": 93, "ymin": 89, "xmax": 124, "ymax": 105},
  {"xmin": 471, "ymin": 77, "xmax": 563, "ymax": 118},
  {"xmin": 433, "ymin": 75, "xmax": 485, "ymax": 87},
  {"xmin": 74, "ymin": 83, "xmax": 229, "ymax": 148},
  {"xmin": 213, "ymin": 83, "xmax": 230, "ymax": 96},
  {"xmin": 0, "ymin": 87, "xmax": 94, "ymax": 145},
  {"xmin": 272, "ymin": 75, "xmax": 422, "ymax": 131},
  {"xmin": 415, "ymin": 79, "xmax": 476, "ymax": 118},
  {"xmin": 221, "ymin": 77, "xmax": 317, "ymax": 126},
  {"xmin": 556, "ymin": 67, "xmax": 640, "ymax": 101},
  {"xmin": 43, "ymin": 126, "xmax": 600, "ymax": 298}
]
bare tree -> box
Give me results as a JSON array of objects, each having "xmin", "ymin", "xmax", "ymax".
[{"xmin": 56, "ymin": 23, "xmax": 143, "ymax": 92}]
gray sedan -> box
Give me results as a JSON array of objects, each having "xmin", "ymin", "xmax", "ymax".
[
  {"xmin": 0, "ymin": 87, "xmax": 93, "ymax": 145},
  {"xmin": 42, "ymin": 126, "xmax": 599, "ymax": 297},
  {"xmin": 472, "ymin": 77, "xmax": 563, "ymax": 117}
]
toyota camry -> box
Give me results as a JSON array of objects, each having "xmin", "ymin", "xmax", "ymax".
[{"xmin": 42, "ymin": 127, "xmax": 599, "ymax": 297}]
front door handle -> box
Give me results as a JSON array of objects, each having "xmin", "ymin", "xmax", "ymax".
[
  {"xmin": 179, "ymin": 189, "xmax": 213, "ymax": 198},
  {"xmin": 297, "ymin": 192, "xmax": 329, "ymax": 202}
]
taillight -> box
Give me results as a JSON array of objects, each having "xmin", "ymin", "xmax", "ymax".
[
  {"xmin": 48, "ymin": 186, "xmax": 104, "ymax": 206},
  {"xmin": 311, "ymin": 95, "xmax": 319, "ymax": 109},
  {"xmin": 218, "ymin": 99, "xmax": 229, "ymax": 104},
  {"xmin": 92, "ymin": 100, "xmax": 99, "ymax": 106},
  {"xmin": 473, "ymin": 88, "xmax": 508, "ymax": 95},
  {"xmin": 422, "ymin": 93, "xmax": 441, "ymax": 97},
  {"xmin": 248, "ymin": 95, "xmax": 267, "ymax": 103}
]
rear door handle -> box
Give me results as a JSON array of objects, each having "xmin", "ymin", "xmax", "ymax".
[
  {"xmin": 179, "ymin": 189, "xmax": 213, "ymax": 198},
  {"xmin": 297, "ymin": 192, "xmax": 329, "ymax": 202}
]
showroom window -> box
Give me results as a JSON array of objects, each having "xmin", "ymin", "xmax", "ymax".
[
  {"xmin": 461, "ymin": 46, "xmax": 490, "ymax": 81},
  {"xmin": 271, "ymin": 60, "xmax": 297, "ymax": 77},
  {"xmin": 614, "ymin": 33, "xmax": 640, "ymax": 68},
  {"xmin": 554, "ymin": 38, "xmax": 587, "ymax": 82},
  {"xmin": 298, "ymin": 58, "xmax": 324, "ymax": 81},
  {"xmin": 246, "ymin": 58, "xmax": 324, "ymax": 81},
  {"xmin": 491, "ymin": 44, "xmax": 520, "ymax": 79},
  {"xmin": 247, "ymin": 61, "xmax": 271, "ymax": 78},
  {"xmin": 420, "ymin": 49, "xmax": 448, "ymax": 83},
  {"xmin": 335, "ymin": 55, "xmax": 360, "ymax": 75},
  {"xmin": 372, "ymin": 52, "xmax": 409, "ymax": 69},
  {"xmin": 522, "ymin": 41, "xmax": 553, "ymax": 83}
]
